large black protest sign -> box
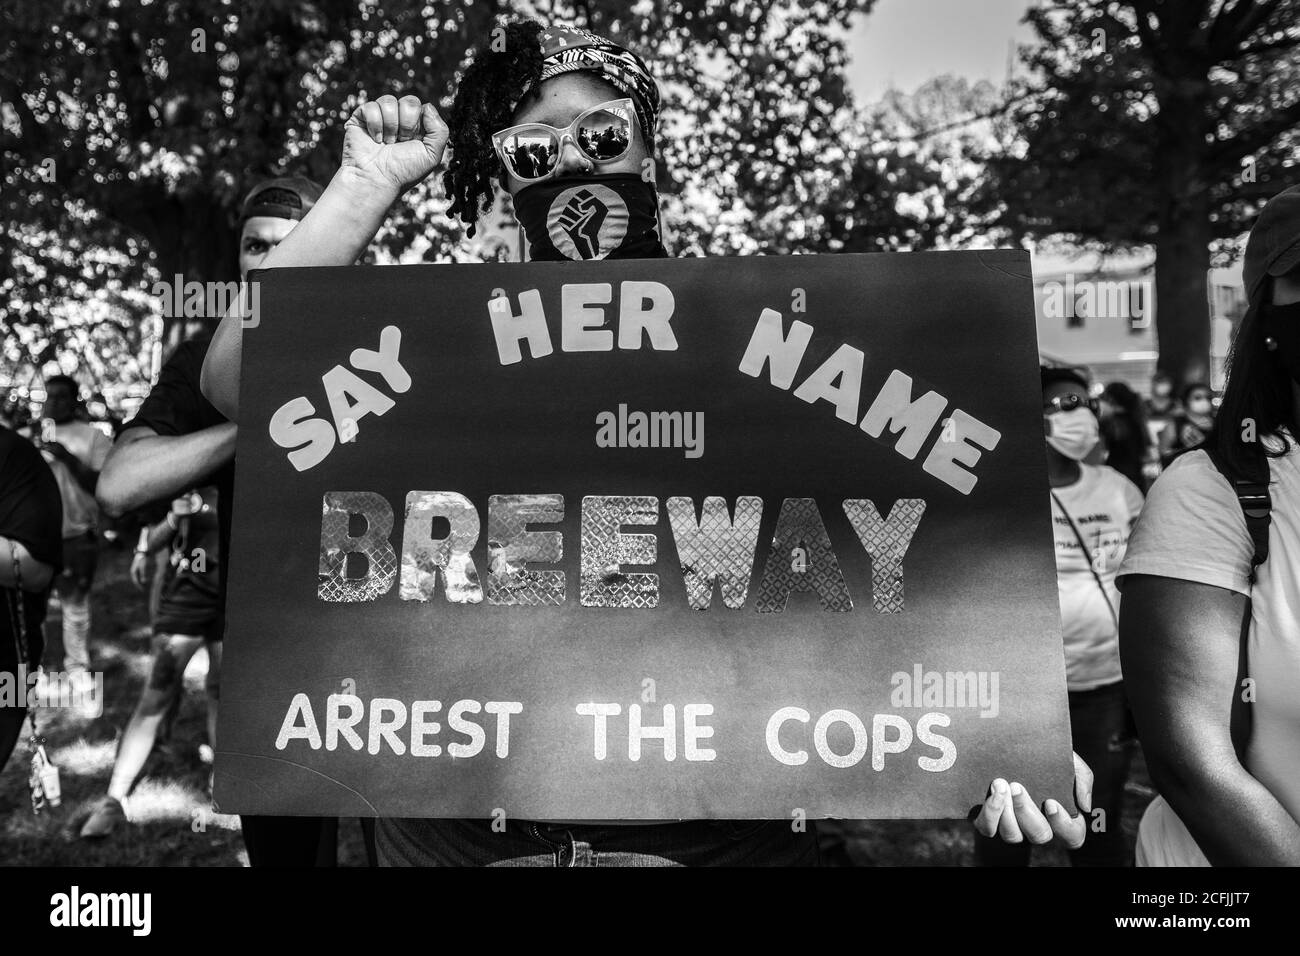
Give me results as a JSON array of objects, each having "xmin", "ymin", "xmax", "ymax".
[{"xmin": 214, "ymin": 251, "xmax": 1075, "ymax": 820}]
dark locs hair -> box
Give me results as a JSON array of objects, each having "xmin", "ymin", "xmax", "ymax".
[
  {"xmin": 1210, "ymin": 277, "xmax": 1298, "ymax": 482},
  {"xmin": 444, "ymin": 19, "xmax": 545, "ymax": 238}
]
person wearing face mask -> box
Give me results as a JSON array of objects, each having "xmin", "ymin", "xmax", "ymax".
[
  {"xmin": 1118, "ymin": 184, "xmax": 1300, "ymax": 865},
  {"xmin": 1144, "ymin": 373, "xmax": 1180, "ymax": 469},
  {"xmin": 199, "ymin": 18, "xmax": 1097, "ymax": 867},
  {"xmin": 1161, "ymin": 382, "xmax": 1216, "ymax": 465},
  {"xmin": 976, "ymin": 367, "xmax": 1143, "ymax": 867}
]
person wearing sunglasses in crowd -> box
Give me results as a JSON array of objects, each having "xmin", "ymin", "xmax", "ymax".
[
  {"xmin": 1118, "ymin": 185, "xmax": 1300, "ymax": 865},
  {"xmin": 200, "ymin": 19, "xmax": 1094, "ymax": 866},
  {"xmin": 977, "ymin": 368, "xmax": 1143, "ymax": 867}
]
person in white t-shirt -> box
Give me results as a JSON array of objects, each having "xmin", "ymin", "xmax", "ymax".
[
  {"xmin": 32, "ymin": 374, "xmax": 111, "ymax": 686},
  {"xmin": 1118, "ymin": 185, "xmax": 1300, "ymax": 866},
  {"xmin": 979, "ymin": 366, "xmax": 1144, "ymax": 867}
]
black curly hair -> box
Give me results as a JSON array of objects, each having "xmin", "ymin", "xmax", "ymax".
[{"xmin": 444, "ymin": 19, "xmax": 546, "ymax": 238}]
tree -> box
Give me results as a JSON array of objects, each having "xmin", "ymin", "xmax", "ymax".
[
  {"xmin": 2, "ymin": 0, "xmax": 504, "ymax": 385},
  {"xmin": 5, "ymin": 0, "xmax": 980, "ymax": 392},
  {"xmin": 978, "ymin": 0, "xmax": 1300, "ymax": 387}
]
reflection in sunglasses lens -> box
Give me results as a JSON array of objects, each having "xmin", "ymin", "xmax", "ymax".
[
  {"xmin": 504, "ymin": 130, "xmax": 559, "ymax": 179},
  {"xmin": 578, "ymin": 109, "xmax": 631, "ymax": 161}
]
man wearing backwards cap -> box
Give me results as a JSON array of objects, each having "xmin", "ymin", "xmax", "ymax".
[
  {"xmin": 201, "ymin": 20, "xmax": 1094, "ymax": 866},
  {"xmin": 95, "ymin": 176, "xmax": 374, "ymax": 864}
]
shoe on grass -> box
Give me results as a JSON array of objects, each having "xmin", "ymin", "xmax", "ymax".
[{"xmin": 79, "ymin": 797, "xmax": 126, "ymax": 839}]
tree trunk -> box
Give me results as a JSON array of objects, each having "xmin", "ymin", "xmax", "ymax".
[
  {"xmin": 146, "ymin": 195, "xmax": 238, "ymax": 351},
  {"xmin": 1152, "ymin": 91, "xmax": 1213, "ymax": 392},
  {"xmin": 1153, "ymin": 209, "xmax": 1212, "ymax": 390}
]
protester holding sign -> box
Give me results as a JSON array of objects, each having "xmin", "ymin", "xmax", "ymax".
[
  {"xmin": 1119, "ymin": 184, "xmax": 1300, "ymax": 866},
  {"xmin": 199, "ymin": 18, "xmax": 1093, "ymax": 866},
  {"xmin": 978, "ymin": 367, "xmax": 1142, "ymax": 867}
]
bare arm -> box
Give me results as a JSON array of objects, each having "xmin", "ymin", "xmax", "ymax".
[
  {"xmin": 97, "ymin": 423, "xmax": 237, "ymax": 518},
  {"xmin": 201, "ymin": 95, "xmax": 449, "ymax": 421},
  {"xmin": 1120, "ymin": 574, "xmax": 1300, "ymax": 864},
  {"xmin": 201, "ymin": 169, "xmax": 399, "ymax": 420},
  {"xmin": 0, "ymin": 536, "xmax": 55, "ymax": 592}
]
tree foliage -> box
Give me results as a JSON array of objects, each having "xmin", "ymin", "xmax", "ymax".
[
  {"xmin": 978, "ymin": 0, "xmax": 1300, "ymax": 385},
  {"xmin": 2, "ymin": 0, "xmax": 993, "ymax": 393}
]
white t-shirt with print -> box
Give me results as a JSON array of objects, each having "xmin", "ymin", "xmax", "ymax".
[
  {"xmin": 1118, "ymin": 446, "xmax": 1300, "ymax": 864},
  {"xmin": 1051, "ymin": 464, "xmax": 1145, "ymax": 691}
]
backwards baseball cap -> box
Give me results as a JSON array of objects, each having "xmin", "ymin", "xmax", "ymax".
[
  {"xmin": 1244, "ymin": 184, "xmax": 1300, "ymax": 303},
  {"xmin": 239, "ymin": 175, "xmax": 324, "ymax": 225},
  {"xmin": 513, "ymin": 24, "xmax": 661, "ymax": 155}
]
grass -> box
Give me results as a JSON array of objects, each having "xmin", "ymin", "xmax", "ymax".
[{"xmin": 1, "ymin": 545, "xmax": 1153, "ymax": 866}]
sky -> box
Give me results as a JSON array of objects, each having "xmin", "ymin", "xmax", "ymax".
[{"xmin": 845, "ymin": 0, "xmax": 1036, "ymax": 102}]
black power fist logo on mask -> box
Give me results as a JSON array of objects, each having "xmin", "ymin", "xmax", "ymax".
[{"xmin": 556, "ymin": 189, "xmax": 610, "ymax": 259}]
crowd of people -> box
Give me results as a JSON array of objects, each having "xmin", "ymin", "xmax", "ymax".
[{"xmin": 1, "ymin": 18, "xmax": 1297, "ymax": 867}]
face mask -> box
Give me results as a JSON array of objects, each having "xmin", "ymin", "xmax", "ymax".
[
  {"xmin": 1046, "ymin": 407, "xmax": 1100, "ymax": 461},
  {"xmin": 513, "ymin": 173, "xmax": 668, "ymax": 261},
  {"xmin": 1188, "ymin": 398, "xmax": 1212, "ymax": 417},
  {"xmin": 1263, "ymin": 300, "xmax": 1300, "ymax": 384}
]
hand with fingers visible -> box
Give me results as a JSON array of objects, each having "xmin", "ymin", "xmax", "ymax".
[
  {"xmin": 341, "ymin": 93, "xmax": 450, "ymax": 196},
  {"xmin": 129, "ymin": 551, "xmax": 150, "ymax": 590},
  {"xmin": 971, "ymin": 751, "xmax": 1094, "ymax": 849}
]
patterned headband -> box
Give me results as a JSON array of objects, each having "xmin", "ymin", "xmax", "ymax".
[{"xmin": 516, "ymin": 24, "xmax": 661, "ymax": 153}]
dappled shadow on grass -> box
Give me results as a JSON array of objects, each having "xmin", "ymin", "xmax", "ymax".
[
  {"xmin": 2, "ymin": 548, "xmax": 374, "ymax": 867},
  {"xmin": 0, "ymin": 548, "xmax": 243, "ymax": 866}
]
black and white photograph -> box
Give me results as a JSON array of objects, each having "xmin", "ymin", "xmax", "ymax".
[{"xmin": 0, "ymin": 0, "xmax": 1296, "ymax": 936}]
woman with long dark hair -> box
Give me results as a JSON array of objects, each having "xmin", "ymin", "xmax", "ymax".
[{"xmin": 1118, "ymin": 184, "xmax": 1300, "ymax": 865}]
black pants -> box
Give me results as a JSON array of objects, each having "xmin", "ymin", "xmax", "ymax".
[
  {"xmin": 976, "ymin": 680, "xmax": 1133, "ymax": 867},
  {"xmin": 240, "ymin": 816, "xmax": 378, "ymax": 867}
]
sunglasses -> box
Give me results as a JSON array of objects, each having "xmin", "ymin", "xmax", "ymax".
[
  {"xmin": 492, "ymin": 98, "xmax": 635, "ymax": 183},
  {"xmin": 1043, "ymin": 394, "xmax": 1099, "ymax": 416}
]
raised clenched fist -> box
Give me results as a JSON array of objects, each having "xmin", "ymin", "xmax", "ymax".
[{"xmin": 341, "ymin": 93, "xmax": 449, "ymax": 194}]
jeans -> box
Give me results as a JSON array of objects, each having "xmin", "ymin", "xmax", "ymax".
[
  {"xmin": 377, "ymin": 818, "xmax": 821, "ymax": 867},
  {"xmin": 976, "ymin": 679, "xmax": 1133, "ymax": 867}
]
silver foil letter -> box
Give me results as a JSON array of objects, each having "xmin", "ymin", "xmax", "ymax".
[
  {"xmin": 754, "ymin": 497, "xmax": 852, "ymax": 612},
  {"xmin": 843, "ymin": 498, "xmax": 926, "ymax": 613},
  {"xmin": 400, "ymin": 491, "xmax": 483, "ymax": 604},
  {"xmin": 667, "ymin": 496, "xmax": 762, "ymax": 610},
  {"xmin": 485, "ymin": 494, "xmax": 565, "ymax": 606},
  {"xmin": 580, "ymin": 495, "xmax": 659, "ymax": 608},
  {"xmin": 318, "ymin": 491, "xmax": 397, "ymax": 602}
]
